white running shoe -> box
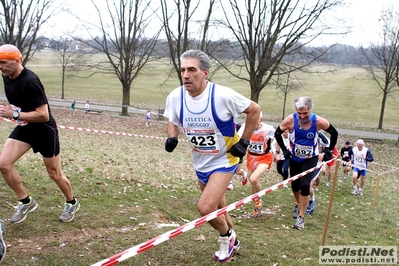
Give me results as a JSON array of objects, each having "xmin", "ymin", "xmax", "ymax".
[
  {"xmin": 241, "ymin": 171, "xmax": 248, "ymax": 185},
  {"xmin": 212, "ymin": 230, "xmax": 237, "ymax": 263},
  {"xmin": 0, "ymin": 219, "xmax": 5, "ymax": 264}
]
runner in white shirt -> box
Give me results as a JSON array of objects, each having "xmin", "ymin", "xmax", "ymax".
[
  {"xmin": 349, "ymin": 139, "xmax": 374, "ymax": 196},
  {"xmin": 83, "ymin": 100, "xmax": 90, "ymax": 117},
  {"xmin": 163, "ymin": 50, "xmax": 260, "ymax": 264}
]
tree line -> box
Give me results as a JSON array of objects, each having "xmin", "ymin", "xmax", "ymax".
[{"xmin": 1, "ymin": 0, "xmax": 398, "ymax": 131}]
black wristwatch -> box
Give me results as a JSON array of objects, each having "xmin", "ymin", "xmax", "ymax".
[
  {"xmin": 12, "ymin": 109, "xmax": 20, "ymax": 120},
  {"xmin": 241, "ymin": 139, "xmax": 250, "ymax": 146}
]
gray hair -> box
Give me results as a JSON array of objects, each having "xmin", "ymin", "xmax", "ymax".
[
  {"xmin": 180, "ymin": 50, "xmax": 211, "ymax": 71},
  {"xmin": 294, "ymin": 97, "xmax": 313, "ymax": 111}
]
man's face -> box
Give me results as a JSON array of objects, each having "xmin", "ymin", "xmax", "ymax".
[
  {"xmin": 357, "ymin": 144, "xmax": 363, "ymax": 150},
  {"xmin": 296, "ymin": 106, "xmax": 311, "ymax": 123},
  {"xmin": 0, "ymin": 59, "xmax": 19, "ymax": 77},
  {"xmin": 180, "ymin": 58, "xmax": 209, "ymax": 97}
]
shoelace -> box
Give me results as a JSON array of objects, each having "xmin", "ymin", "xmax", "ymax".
[
  {"xmin": 63, "ymin": 204, "xmax": 74, "ymax": 215},
  {"xmin": 218, "ymin": 237, "xmax": 230, "ymax": 257},
  {"xmin": 15, "ymin": 203, "xmax": 25, "ymax": 214}
]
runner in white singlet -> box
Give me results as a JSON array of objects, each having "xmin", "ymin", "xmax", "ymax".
[{"xmin": 163, "ymin": 50, "xmax": 260, "ymax": 263}]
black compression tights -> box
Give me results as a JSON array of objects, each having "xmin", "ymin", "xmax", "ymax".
[{"xmin": 290, "ymin": 156, "xmax": 318, "ymax": 196}]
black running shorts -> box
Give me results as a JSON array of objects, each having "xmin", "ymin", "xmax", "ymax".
[{"xmin": 9, "ymin": 124, "xmax": 60, "ymax": 158}]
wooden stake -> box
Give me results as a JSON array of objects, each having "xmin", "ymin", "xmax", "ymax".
[
  {"xmin": 321, "ymin": 159, "xmax": 339, "ymax": 246},
  {"xmin": 372, "ymin": 164, "xmax": 381, "ymax": 209}
]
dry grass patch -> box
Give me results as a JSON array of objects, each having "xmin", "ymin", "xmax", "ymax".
[{"xmin": 0, "ymin": 108, "xmax": 397, "ymax": 265}]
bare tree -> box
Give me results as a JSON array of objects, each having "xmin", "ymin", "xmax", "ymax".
[
  {"xmin": 50, "ymin": 38, "xmax": 92, "ymax": 99},
  {"xmin": 273, "ymin": 66, "xmax": 302, "ymax": 120},
  {"xmin": 159, "ymin": 0, "xmax": 218, "ymax": 85},
  {"xmin": 359, "ymin": 6, "xmax": 399, "ymax": 130},
  {"xmin": 396, "ymin": 62, "xmax": 399, "ymax": 87},
  {"xmin": 75, "ymin": 0, "xmax": 160, "ymax": 116},
  {"xmin": 214, "ymin": 0, "xmax": 347, "ymax": 103},
  {"xmin": 0, "ymin": 0, "xmax": 59, "ymax": 65}
]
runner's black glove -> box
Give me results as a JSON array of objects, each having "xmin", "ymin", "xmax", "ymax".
[
  {"xmin": 322, "ymin": 147, "xmax": 333, "ymax": 162},
  {"xmin": 283, "ymin": 150, "xmax": 292, "ymax": 160},
  {"xmin": 165, "ymin": 137, "xmax": 178, "ymax": 153},
  {"xmin": 228, "ymin": 139, "xmax": 249, "ymax": 158}
]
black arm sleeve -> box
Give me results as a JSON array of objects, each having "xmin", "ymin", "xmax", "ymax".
[
  {"xmin": 325, "ymin": 123, "xmax": 338, "ymax": 150},
  {"xmin": 274, "ymin": 126, "xmax": 288, "ymax": 152},
  {"xmin": 265, "ymin": 138, "xmax": 272, "ymax": 154}
]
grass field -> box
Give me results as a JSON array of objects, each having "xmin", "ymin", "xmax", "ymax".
[
  {"xmin": 0, "ymin": 108, "xmax": 397, "ymax": 265},
  {"xmin": 5, "ymin": 50, "xmax": 399, "ymax": 133},
  {"xmin": 0, "ymin": 51, "xmax": 398, "ymax": 265}
]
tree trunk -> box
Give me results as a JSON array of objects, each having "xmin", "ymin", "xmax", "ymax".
[
  {"xmin": 282, "ymin": 93, "xmax": 287, "ymax": 120},
  {"xmin": 250, "ymin": 79, "xmax": 261, "ymax": 103},
  {"xmin": 121, "ymin": 83, "xmax": 130, "ymax": 116},
  {"xmin": 251, "ymin": 89, "xmax": 260, "ymax": 103},
  {"xmin": 61, "ymin": 66, "xmax": 65, "ymax": 100},
  {"xmin": 378, "ymin": 92, "xmax": 387, "ymax": 129}
]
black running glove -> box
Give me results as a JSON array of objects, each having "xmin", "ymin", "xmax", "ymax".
[
  {"xmin": 165, "ymin": 137, "xmax": 178, "ymax": 153},
  {"xmin": 283, "ymin": 150, "xmax": 292, "ymax": 160},
  {"xmin": 228, "ymin": 139, "xmax": 249, "ymax": 158},
  {"xmin": 322, "ymin": 147, "xmax": 333, "ymax": 162}
]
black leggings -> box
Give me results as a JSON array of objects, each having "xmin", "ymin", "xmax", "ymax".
[{"xmin": 290, "ymin": 156, "xmax": 318, "ymax": 196}]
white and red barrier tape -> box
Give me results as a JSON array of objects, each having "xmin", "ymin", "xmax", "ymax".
[
  {"xmin": 1, "ymin": 117, "xmax": 392, "ymax": 176},
  {"xmin": 0, "ymin": 117, "xmax": 188, "ymax": 142},
  {"xmin": 2, "ymin": 118, "xmax": 396, "ymax": 264},
  {"xmin": 58, "ymin": 125, "xmax": 172, "ymax": 141},
  {"xmin": 91, "ymin": 161, "xmax": 329, "ymax": 266}
]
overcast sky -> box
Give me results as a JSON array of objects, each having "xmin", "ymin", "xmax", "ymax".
[
  {"xmin": 43, "ymin": 0, "xmax": 399, "ymax": 47},
  {"xmin": 329, "ymin": 0, "xmax": 399, "ymax": 46}
]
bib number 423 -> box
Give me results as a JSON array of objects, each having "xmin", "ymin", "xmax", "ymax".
[{"xmin": 190, "ymin": 135, "xmax": 216, "ymax": 146}]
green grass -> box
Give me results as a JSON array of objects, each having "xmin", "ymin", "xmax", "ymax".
[
  {"xmin": 0, "ymin": 52, "xmax": 398, "ymax": 265},
  {"xmin": 0, "ymin": 109, "xmax": 398, "ymax": 265},
  {"xmin": 2, "ymin": 50, "xmax": 398, "ymax": 132}
]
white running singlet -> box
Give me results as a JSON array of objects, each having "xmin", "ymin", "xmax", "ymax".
[{"xmin": 164, "ymin": 82, "xmax": 251, "ymax": 172}]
